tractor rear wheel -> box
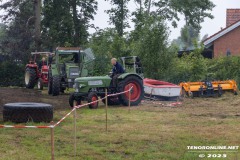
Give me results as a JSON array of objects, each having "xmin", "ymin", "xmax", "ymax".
[
  {"xmin": 25, "ymin": 68, "xmax": 36, "ymax": 89},
  {"xmin": 88, "ymin": 92, "xmax": 99, "ymax": 109},
  {"xmin": 69, "ymin": 94, "xmax": 81, "ymax": 108},
  {"xmin": 52, "ymin": 76, "xmax": 60, "ymax": 96},
  {"xmin": 48, "ymin": 71, "xmax": 52, "ymax": 95},
  {"xmin": 37, "ymin": 78, "xmax": 43, "ymax": 90},
  {"xmin": 118, "ymin": 76, "xmax": 144, "ymax": 106}
]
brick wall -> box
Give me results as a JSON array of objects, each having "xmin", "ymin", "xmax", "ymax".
[
  {"xmin": 226, "ymin": 9, "xmax": 240, "ymax": 27},
  {"xmin": 214, "ymin": 26, "xmax": 240, "ymax": 57}
]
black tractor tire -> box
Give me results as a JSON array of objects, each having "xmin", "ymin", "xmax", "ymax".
[
  {"xmin": 69, "ymin": 94, "xmax": 81, "ymax": 108},
  {"xmin": 25, "ymin": 68, "xmax": 36, "ymax": 89},
  {"xmin": 37, "ymin": 78, "xmax": 44, "ymax": 90},
  {"xmin": 48, "ymin": 71, "xmax": 53, "ymax": 95},
  {"xmin": 88, "ymin": 92, "xmax": 99, "ymax": 109},
  {"xmin": 118, "ymin": 76, "xmax": 144, "ymax": 106},
  {"xmin": 52, "ymin": 75, "xmax": 60, "ymax": 96},
  {"xmin": 3, "ymin": 103, "xmax": 53, "ymax": 123},
  {"xmin": 102, "ymin": 96, "xmax": 121, "ymax": 105}
]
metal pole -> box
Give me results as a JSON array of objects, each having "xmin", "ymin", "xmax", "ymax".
[
  {"xmin": 74, "ymin": 107, "xmax": 77, "ymax": 157},
  {"xmin": 105, "ymin": 88, "xmax": 108, "ymax": 132},
  {"xmin": 50, "ymin": 121, "xmax": 54, "ymax": 160}
]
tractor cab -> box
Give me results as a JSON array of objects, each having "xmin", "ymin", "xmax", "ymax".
[
  {"xmin": 121, "ymin": 56, "xmax": 143, "ymax": 78},
  {"xmin": 48, "ymin": 47, "xmax": 95, "ymax": 96}
]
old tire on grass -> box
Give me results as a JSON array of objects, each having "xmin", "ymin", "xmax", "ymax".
[
  {"xmin": 37, "ymin": 78, "xmax": 43, "ymax": 90},
  {"xmin": 48, "ymin": 71, "xmax": 53, "ymax": 95},
  {"xmin": 88, "ymin": 92, "xmax": 99, "ymax": 109},
  {"xmin": 3, "ymin": 103, "xmax": 53, "ymax": 123},
  {"xmin": 69, "ymin": 94, "xmax": 81, "ymax": 108},
  {"xmin": 52, "ymin": 76, "xmax": 60, "ymax": 96},
  {"xmin": 118, "ymin": 76, "xmax": 144, "ymax": 106},
  {"xmin": 25, "ymin": 68, "xmax": 36, "ymax": 89}
]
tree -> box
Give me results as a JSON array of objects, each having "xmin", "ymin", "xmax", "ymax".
[
  {"xmin": 171, "ymin": 25, "xmax": 199, "ymax": 50},
  {"xmin": 132, "ymin": 0, "xmax": 215, "ymax": 30},
  {"xmin": 132, "ymin": 15, "xmax": 172, "ymax": 79},
  {"xmin": 42, "ymin": 0, "xmax": 97, "ymax": 49},
  {"xmin": 0, "ymin": 0, "xmax": 35, "ymax": 62},
  {"xmin": 105, "ymin": 0, "xmax": 130, "ymax": 36},
  {"xmin": 171, "ymin": 0, "xmax": 215, "ymax": 31}
]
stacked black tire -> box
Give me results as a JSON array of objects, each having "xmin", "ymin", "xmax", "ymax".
[{"xmin": 3, "ymin": 103, "xmax": 53, "ymax": 123}]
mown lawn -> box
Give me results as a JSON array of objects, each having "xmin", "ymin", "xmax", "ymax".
[{"xmin": 0, "ymin": 90, "xmax": 240, "ymax": 160}]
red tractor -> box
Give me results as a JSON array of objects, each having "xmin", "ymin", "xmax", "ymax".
[{"xmin": 25, "ymin": 52, "xmax": 53, "ymax": 90}]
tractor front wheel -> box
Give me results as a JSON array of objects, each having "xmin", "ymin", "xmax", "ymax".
[
  {"xmin": 52, "ymin": 76, "xmax": 60, "ymax": 96},
  {"xmin": 88, "ymin": 92, "xmax": 99, "ymax": 109},
  {"xmin": 69, "ymin": 94, "xmax": 81, "ymax": 108},
  {"xmin": 118, "ymin": 76, "xmax": 144, "ymax": 106},
  {"xmin": 25, "ymin": 68, "xmax": 36, "ymax": 89}
]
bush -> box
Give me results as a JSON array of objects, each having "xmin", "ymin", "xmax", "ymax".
[{"xmin": 0, "ymin": 61, "xmax": 25, "ymax": 87}]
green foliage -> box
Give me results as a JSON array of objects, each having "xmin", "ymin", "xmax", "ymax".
[
  {"xmin": 0, "ymin": 62, "xmax": 25, "ymax": 87},
  {"xmin": 170, "ymin": 0, "xmax": 215, "ymax": 30},
  {"xmin": 89, "ymin": 28, "xmax": 130, "ymax": 75},
  {"xmin": 168, "ymin": 47, "xmax": 208, "ymax": 83},
  {"xmin": 0, "ymin": 0, "xmax": 35, "ymax": 63},
  {"xmin": 105, "ymin": 0, "xmax": 130, "ymax": 36},
  {"xmin": 42, "ymin": 0, "xmax": 98, "ymax": 48},
  {"xmin": 131, "ymin": 15, "xmax": 172, "ymax": 80}
]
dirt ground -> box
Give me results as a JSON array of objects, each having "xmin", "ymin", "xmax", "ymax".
[
  {"xmin": 0, "ymin": 88, "xmax": 240, "ymax": 123},
  {"xmin": 0, "ymin": 87, "xmax": 240, "ymax": 159},
  {"xmin": 1, "ymin": 87, "xmax": 240, "ymax": 121},
  {"xmin": 0, "ymin": 88, "xmax": 70, "ymax": 120}
]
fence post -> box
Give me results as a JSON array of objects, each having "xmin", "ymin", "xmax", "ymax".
[
  {"xmin": 74, "ymin": 107, "xmax": 77, "ymax": 157},
  {"xmin": 105, "ymin": 88, "xmax": 108, "ymax": 132},
  {"xmin": 129, "ymin": 87, "xmax": 131, "ymax": 112},
  {"xmin": 50, "ymin": 121, "xmax": 55, "ymax": 160}
]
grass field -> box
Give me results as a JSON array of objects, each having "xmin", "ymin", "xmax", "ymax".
[{"xmin": 0, "ymin": 88, "xmax": 240, "ymax": 160}]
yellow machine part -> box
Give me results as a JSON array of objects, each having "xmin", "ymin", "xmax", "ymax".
[{"xmin": 179, "ymin": 80, "xmax": 238, "ymax": 95}]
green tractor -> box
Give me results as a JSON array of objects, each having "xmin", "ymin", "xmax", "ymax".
[
  {"xmin": 48, "ymin": 47, "xmax": 94, "ymax": 96},
  {"xmin": 69, "ymin": 56, "xmax": 144, "ymax": 109}
]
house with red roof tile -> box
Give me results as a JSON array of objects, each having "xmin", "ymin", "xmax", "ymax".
[{"xmin": 203, "ymin": 9, "xmax": 240, "ymax": 58}]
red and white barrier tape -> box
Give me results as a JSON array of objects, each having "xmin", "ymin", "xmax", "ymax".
[
  {"xmin": 0, "ymin": 87, "xmax": 133, "ymax": 129},
  {"xmin": 0, "ymin": 124, "xmax": 53, "ymax": 129},
  {"xmin": 53, "ymin": 107, "xmax": 76, "ymax": 127}
]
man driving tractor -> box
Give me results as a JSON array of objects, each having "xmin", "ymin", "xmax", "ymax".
[
  {"xmin": 111, "ymin": 58, "xmax": 125, "ymax": 87},
  {"xmin": 38, "ymin": 57, "xmax": 46, "ymax": 71}
]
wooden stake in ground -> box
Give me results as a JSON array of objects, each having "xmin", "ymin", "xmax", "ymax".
[
  {"xmin": 74, "ymin": 107, "xmax": 77, "ymax": 157},
  {"xmin": 129, "ymin": 86, "xmax": 131, "ymax": 112},
  {"xmin": 105, "ymin": 88, "xmax": 108, "ymax": 132},
  {"xmin": 50, "ymin": 121, "xmax": 54, "ymax": 160}
]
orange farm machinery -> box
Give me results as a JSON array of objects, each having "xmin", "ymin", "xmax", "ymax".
[{"xmin": 179, "ymin": 80, "xmax": 238, "ymax": 97}]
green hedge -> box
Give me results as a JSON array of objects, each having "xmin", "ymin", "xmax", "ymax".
[{"xmin": 0, "ymin": 61, "xmax": 25, "ymax": 87}]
